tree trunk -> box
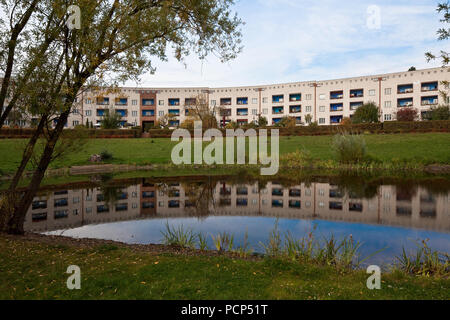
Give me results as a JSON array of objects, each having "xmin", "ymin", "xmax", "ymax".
[{"xmin": 5, "ymin": 110, "xmax": 70, "ymax": 234}]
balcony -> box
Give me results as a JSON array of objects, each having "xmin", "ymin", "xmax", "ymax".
[
  {"xmin": 272, "ymin": 95, "xmax": 284, "ymax": 103},
  {"xmin": 398, "ymin": 98, "xmax": 413, "ymax": 107},
  {"xmin": 96, "ymin": 97, "xmax": 109, "ymax": 105},
  {"xmin": 350, "ymin": 89, "xmax": 364, "ymax": 98},
  {"xmin": 237, "ymin": 108, "xmax": 248, "ymax": 116},
  {"xmin": 330, "ymin": 91, "xmax": 344, "ymax": 100},
  {"xmin": 115, "ymin": 98, "xmax": 128, "ymax": 106},
  {"xmin": 142, "ymin": 110, "xmax": 155, "ymax": 117},
  {"xmin": 220, "ymin": 109, "xmax": 232, "ymax": 116},
  {"xmin": 330, "ymin": 103, "xmax": 343, "ymax": 112},
  {"xmin": 272, "ymin": 107, "xmax": 284, "ymax": 114},
  {"xmin": 289, "ymin": 105, "xmax": 301, "ymax": 113},
  {"xmin": 289, "ymin": 93, "xmax": 301, "ymax": 102},
  {"xmin": 168, "ymin": 98, "xmax": 180, "ymax": 106},
  {"xmin": 272, "ymin": 118, "xmax": 282, "ymax": 125},
  {"xmin": 295, "ymin": 117, "xmax": 302, "ymax": 124},
  {"xmin": 237, "ymin": 119, "xmax": 248, "ymax": 126},
  {"xmin": 421, "ymin": 81, "xmax": 438, "ymax": 92},
  {"xmin": 330, "ymin": 115, "xmax": 343, "ymax": 124},
  {"xmin": 398, "ymin": 84, "xmax": 414, "ymax": 94},
  {"xmin": 142, "ymin": 99, "xmax": 154, "ymax": 106},
  {"xmin": 169, "ymin": 120, "xmax": 180, "ymax": 127},
  {"xmin": 115, "ymin": 109, "xmax": 127, "ymax": 117},
  {"xmin": 237, "ymin": 97, "xmax": 248, "ymax": 105},
  {"xmin": 350, "ymin": 102, "xmax": 363, "ymax": 110},
  {"xmin": 421, "ymin": 96, "xmax": 438, "ymax": 106},
  {"xmin": 289, "ymin": 200, "xmax": 301, "ymax": 209},
  {"xmin": 272, "ymin": 200, "xmax": 284, "ymax": 208},
  {"xmin": 96, "ymin": 109, "xmax": 107, "ymax": 117},
  {"xmin": 185, "ymin": 98, "xmax": 196, "ymax": 106},
  {"xmin": 168, "ymin": 109, "xmax": 180, "ymax": 116},
  {"xmin": 220, "ymin": 98, "xmax": 232, "ymax": 106}
]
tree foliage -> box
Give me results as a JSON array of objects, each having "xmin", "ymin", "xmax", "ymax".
[
  {"xmin": 396, "ymin": 108, "xmax": 419, "ymax": 122},
  {"xmin": 101, "ymin": 108, "xmax": 123, "ymax": 129},
  {"xmin": 351, "ymin": 102, "xmax": 379, "ymax": 124}
]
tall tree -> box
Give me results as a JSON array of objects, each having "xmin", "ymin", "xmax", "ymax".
[{"xmin": 0, "ymin": 0, "xmax": 243, "ymax": 234}]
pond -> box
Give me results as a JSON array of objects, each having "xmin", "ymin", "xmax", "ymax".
[{"xmin": 23, "ymin": 175, "xmax": 450, "ymax": 267}]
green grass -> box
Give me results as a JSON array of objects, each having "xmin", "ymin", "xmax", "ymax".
[
  {"xmin": 0, "ymin": 133, "xmax": 449, "ymax": 174},
  {"xmin": 0, "ymin": 235, "xmax": 448, "ymax": 300}
]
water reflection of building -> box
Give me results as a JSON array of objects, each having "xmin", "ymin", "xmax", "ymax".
[{"xmin": 24, "ymin": 181, "xmax": 450, "ymax": 232}]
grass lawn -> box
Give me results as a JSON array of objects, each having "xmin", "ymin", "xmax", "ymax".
[
  {"xmin": 0, "ymin": 133, "xmax": 449, "ymax": 174},
  {"xmin": 0, "ymin": 235, "xmax": 448, "ymax": 300}
]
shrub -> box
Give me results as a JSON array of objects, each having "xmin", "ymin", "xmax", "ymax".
[
  {"xmin": 100, "ymin": 150, "xmax": 113, "ymax": 161},
  {"xmin": 280, "ymin": 150, "xmax": 312, "ymax": 167},
  {"xmin": 332, "ymin": 133, "xmax": 367, "ymax": 163},
  {"xmin": 258, "ymin": 116, "xmax": 268, "ymax": 127},
  {"xmin": 351, "ymin": 102, "xmax": 379, "ymax": 124},
  {"xmin": 429, "ymin": 105, "xmax": 450, "ymax": 120},
  {"xmin": 396, "ymin": 107, "xmax": 418, "ymax": 122}
]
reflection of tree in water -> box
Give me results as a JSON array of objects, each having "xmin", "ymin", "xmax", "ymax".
[
  {"xmin": 182, "ymin": 180, "xmax": 218, "ymax": 219},
  {"xmin": 331, "ymin": 175, "xmax": 379, "ymax": 200},
  {"xmin": 97, "ymin": 175, "xmax": 126, "ymax": 206},
  {"xmin": 395, "ymin": 183, "xmax": 418, "ymax": 201}
]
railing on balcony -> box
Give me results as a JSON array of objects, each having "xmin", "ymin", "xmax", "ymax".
[
  {"xmin": 272, "ymin": 107, "xmax": 284, "ymax": 114},
  {"xmin": 289, "ymin": 105, "xmax": 301, "ymax": 113},
  {"xmin": 142, "ymin": 110, "xmax": 155, "ymax": 117},
  {"xmin": 272, "ymin": 118, "xmax": 282, "ymax": 125},
  {"xmin": 350, "ymin": 89, "xmax": 364, "ymax": 98},
  {"xmin": 237, "ymin": 97, "xmax": 248, "ymax": 105},
  {"xmin": 398, "ymin": 84, "xmax": 414, "ymax": 94},
  {"xmin": 272, "ymin": 95, "xmax": 284, "ymax": 103},
  {"xmin": 330, "ymin": 103, "xmax": 343, "ymax": 112},
  {"xmin": 220, "ymin": 98, "xmax": 232, "ymax": 106},
  {"xmin": 168, "ymin": 109, "xmax": 180, "ymax": 116},
  {"xmin": 289, "ymin": 93, "xmax": 301, "ymax": 102},
  {"xmin": 169, "ymin": 99, "xmax": 180, "ymax": 106},
  {"xmin": 116, "ymin": 110, "xmax": 127, "ymax": 117},
  {"xmin": 350, "ymin": 102, "xmax": 363, "ymax": 110},
  {"xmin": 330, "ymin": 91, "xmax": 344, "ymax": 100},
  {"xmin": 115, "ymin": 98, "xmax": 128, "ymax": 106},
  {"xmin": 421, "ymin": 96, "xmax": 438, "ymax": 106},
  {"xmin": 398, "ymin": 98, "xmax": 413, "ymax": 107},
  {"xmin": 220, "ymin": 109, "xmax": 232, "ymax": 116},
  {"xmin": 295, "ymin": 117, "xmax": 302, "ymax": 124},
  {"xmin": 237, "ymin": 108, "xmax": 248, "ymax": 116},
  {"xmin": 185, "ymin": 98, "xmax": 196, "ymax": 106},
  {"xmin": 421, "ymin": 82, "xmax": 438, "ymax": 92},
  {"xmin": 169, "ymin": 120, "xmax": 180, "ymax": 127},
  {"xmin": 96, "ymin": 97, "xmax": 109, "ymax": 105},
  {"xmin": 237, "ymin": 119, "xmax": 248, "ymax": 125},
  {"xmin": 96, "ymin": 109, "xmax": 106, "ymax": 117},
  {"xmin": 330, "ymin": 115, "xmax": 343, "ymax": 124},
  {"xmin": 142, "ymin": 99, "xmax": 154, "ymax": 106}
]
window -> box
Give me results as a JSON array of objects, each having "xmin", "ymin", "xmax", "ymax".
[
  {"xmin": 85, "ymin": 110, "xmax": 92, "ymax": 116},
  {"xmin": 369, "ymin": 89, "xmax": 376, "ymax": 96},
  {"xmin": 319, "ymin": 118, "xmax": 325, "ymax": 124},
  {"xmin": 72, "ymin": 120, "xmax": 79, "ymax": 127},
  {"xmin": 132, "ymin": 111, "xmax": 138, "ymax": 117},
  {"xmin": 252, "ymin": 98, "xmax": 258, "ymax": 104},
  {"xmin": 319, "ymin": 106, "xmax": 325, "ymax": 112},
  {"xmin": 132, "ymin": 100, "xmax": 137, "ymax": 105},
  {"xmin": 305, "ymin": 94, "xmax": 312, "ymax": 100},
  {"xmin": 385, "ymin": 88, "xmax": 391, "ymax": 95},
  {"xmin": 262, "ymin": 97, "xmax": 268, "ymax": 103},
  {"xmin": 85, "ymin": 207, "xmax": 92, "ymax": 214},
  {"xmin": 384, "ymin": 101, "xmax": 391, "ymax": 108},
  {"xmin": 319, "ymin": 94, "xmax": 326, "ymax": 100},
  {"xmin": 158, "ymin": 111, "xmax": 164, "ymax": 116},
  {"xmin": 159, "ymin": 100, "xmax": 164, "ymax": 106},
  {"xmin": 384, "ymin": 114, "xmax": 392, "ymax": 121},
  {"xmin": 252, "ymin": 109, "xmax": 257, "ymax": 115},
  {"xmin": 262, "ymin": 108, "xmax": 268, "ymax": 115},
  {"xmin": 85, "ymin": 98, "xmax": 92, "ymax": 104},
  {"xmin": 305, "ymin": 106, "xmax": 312, "ymax": 112},
  {"xmin": 211, "ymin": 100, "xmax": 216, "ymax": 106}
]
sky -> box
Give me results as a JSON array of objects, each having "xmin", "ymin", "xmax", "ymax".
[{"xmin": 126, "ymin": 0, "xmax": 450, "ymax": 88}]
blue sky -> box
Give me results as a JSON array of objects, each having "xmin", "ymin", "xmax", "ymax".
[{"xmin": 129, "ymin": 0, "xmax": 450, "ymax": 88}]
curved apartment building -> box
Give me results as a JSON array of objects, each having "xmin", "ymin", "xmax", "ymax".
[{"xmin": 56, "ymin": 67, "xmax": 449, "ymax": 129}]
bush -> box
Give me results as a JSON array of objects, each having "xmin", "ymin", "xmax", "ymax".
[
  {"xmin": 100, "ymin": 150, "xmax": 113, "ymax": 161},
  {"xmin": 332, "ymin": 133, "xmax": 367, "ymax": 163},
  {"xmin": 429, "ymin": 105, "xmax": 450, "ymax": 120},
  {"xmin": 396, "ymin": 107, "xmax": 418, "ymax": 122},
  {"xmin": 280, "ymin": 150, "xmax": 312, "ymax": 167},
  {"xmin": 351, "ymin": 102, "xmax": 379, "ymax": 124}
]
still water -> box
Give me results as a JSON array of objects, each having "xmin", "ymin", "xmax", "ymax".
[{"xmin": 24, "ymin": 175, "xmax": 450, "ymax": 266}]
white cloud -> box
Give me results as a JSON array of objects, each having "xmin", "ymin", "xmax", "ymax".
[{"xmin": 126, "ymin": 0, "xmax": 448, "ymax": 88}]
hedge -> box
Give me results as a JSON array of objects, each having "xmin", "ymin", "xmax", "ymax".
[
  {"xmin": 1, "ymin": 121, "xmax": 449, "ymax": 139},
  {"xmin": 0, "ymin": 128, "xmax": 141, "ymax": 139}
]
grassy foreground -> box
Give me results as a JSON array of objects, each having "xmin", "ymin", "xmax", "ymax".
[
  {"xmin": 0, "ymin": 133, "xmax": 449, "ymax": 174},
  {"xmin": 0, "ymin": 235, "xmax": 448, "ymax": 300}
]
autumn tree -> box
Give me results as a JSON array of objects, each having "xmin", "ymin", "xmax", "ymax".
[
  {"xmin": 0, "ymin": 0, "xmax": 243, "ymax": 234},
  {"xmin": 351, "ymin": 102, "xmax": 379, "ymax": 124},
  {"xmin": 396, "ymin": 107, "xmax": 418, "ymax": 122},
  {"xmin": 183, "ymin": 94, "xmax": 218, "ymax": 129}
]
